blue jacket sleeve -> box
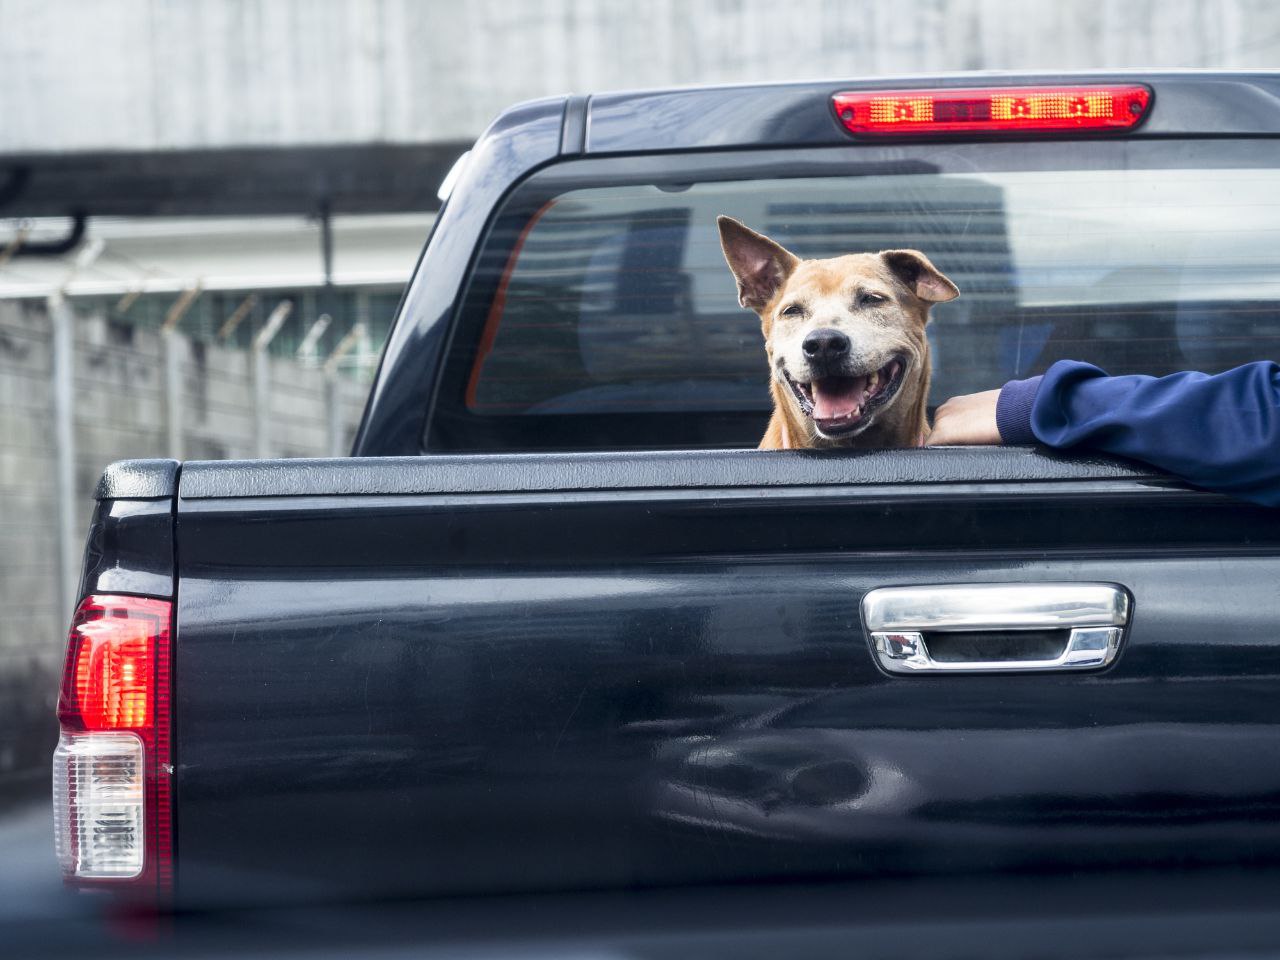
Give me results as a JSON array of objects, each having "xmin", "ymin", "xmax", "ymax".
[{"xmin": 997, "ymin": 360, "xmax": 1280, "ymax": 506}]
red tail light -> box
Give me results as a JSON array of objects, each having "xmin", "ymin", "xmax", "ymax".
[
  {"xmin": 53, "ymin": 595, "xmax": 173, "ymax": 897},
  {"xmin": 833, "ymin": 84, "xmax": 1152, "ymax": 137}
]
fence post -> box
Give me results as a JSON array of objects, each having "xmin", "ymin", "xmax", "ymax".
[
  {"xmin": 47, "ymin": 293, "xmax": 78, "ymax": 622},
  {"xmin": 324, "ymin": 376, "xmax": 342, "ymax": 458},
  {"xmin": 0, "ymin": 226, "xmax": 29, "ymax": 268},
  {"xmin": 251, "ymin": 299, "xmax": 293, "ymax": 458},
  {"xmin": 323, "ymin": 323, "xmax": 365, "ymax": 457},
  {"xmin": 44, "ymin": 239, "xmax": 105, "ymax": 622},
  {"xmin": 296, "ymin": 314, "xmax": 332, "ymax": 365},
  {"xmin": 162, "ymin": 331, "xmax": 184, "ymax": 460},
  {"xmin": 159, "ymin": 284, "xmax": 201, "ymax": 460},
  {"xmin": 218, "ymin": 294, "xmax": 257, "ymax": 342}
]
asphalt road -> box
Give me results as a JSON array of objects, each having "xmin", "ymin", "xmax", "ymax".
[
  {"xmin": 11, "ymin": 787, "xmax": 1280, "ymax": 960},
  {"xmin": 0, "ymin": 797, "xmax": 63, "ymax": 922}
]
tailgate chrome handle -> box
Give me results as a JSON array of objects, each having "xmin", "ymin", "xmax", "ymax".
[{"xmin": 862, "ymin": 583, "xmax": 1131, "ymax": 675}]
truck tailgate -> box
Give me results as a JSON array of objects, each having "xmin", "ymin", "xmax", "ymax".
[{"xmin": 171, "ymin": 450, "xmax": 1280, "ymax": 906}]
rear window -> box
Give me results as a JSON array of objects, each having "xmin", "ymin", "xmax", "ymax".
[{"xmin": 429, "ymin": 140, "xmax": 1280, "ymax": 452}]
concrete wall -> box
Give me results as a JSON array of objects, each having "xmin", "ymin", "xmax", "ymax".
[
  {"xmin": 1, "ymin": 0, "xmax": 1276, "ymax": 153},
  {"xmin": 0, "ymin": 297, "xmax": 367, "ymax": 787}
]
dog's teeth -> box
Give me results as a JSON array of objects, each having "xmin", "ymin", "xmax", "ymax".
[{"xmin": 868, "ymin": 372, "xmax": 879, "ymax": 391}]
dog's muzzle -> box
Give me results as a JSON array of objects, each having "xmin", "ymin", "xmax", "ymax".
[{"xmin": 784, "ymin": 354, "xmax": 908, "ymax": 438}]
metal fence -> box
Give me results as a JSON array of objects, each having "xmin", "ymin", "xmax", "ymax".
[{"xmin": 0, "ymin": 293, "xmax": 377, "ymax": 788}]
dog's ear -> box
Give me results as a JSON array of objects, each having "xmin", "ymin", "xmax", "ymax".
[
  {"xmin": 881, "ymin": 250, "xmax": 960, "ymax": 304},
  {"xmin": 717, "ymin": 216, "xmax": 799, "ymax": 311}
]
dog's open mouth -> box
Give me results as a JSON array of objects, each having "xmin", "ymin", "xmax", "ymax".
[{"xmin": 786, "ymin": 356, "xmax": 906, "ymax": 436}]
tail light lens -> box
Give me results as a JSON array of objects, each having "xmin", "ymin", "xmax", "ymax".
[
  {"xmin": 833, "ymin": 84, "xmax": 1152, "ymax": 136},
  {"xmin": 53, "ymin": 595, "xmax": 173, "ymax": 896}
]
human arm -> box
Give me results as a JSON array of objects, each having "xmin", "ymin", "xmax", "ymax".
[{"xmin": 928, "ymin": 359, "xmax": 1280, "ymax": 507}]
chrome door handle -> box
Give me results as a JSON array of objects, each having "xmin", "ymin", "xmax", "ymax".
[{"xmin": 862, "ymin": 583, "xmax": 1131, "ymax": 674}]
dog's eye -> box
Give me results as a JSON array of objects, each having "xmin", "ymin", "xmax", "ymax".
[
  {"xmin": 780, "ymin": 303, "xmax": 805, "ymax": 318},
  {"xmin": 859, "ymin": 292, "xmax": 888, "ymax": 307}
]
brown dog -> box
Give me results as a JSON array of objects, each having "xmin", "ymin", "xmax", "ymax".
[{"xmin": 717, "ymin": 216, "xmax": 959, "ymax": 450}]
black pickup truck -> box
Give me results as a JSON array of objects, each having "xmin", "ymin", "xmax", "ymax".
[{"xmin": 53, "ymin": 72, "xmax": 1280, "ymax": 922}]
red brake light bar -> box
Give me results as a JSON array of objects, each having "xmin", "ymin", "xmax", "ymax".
[{"xmin": 832, "ymin": 84, "xmax": 1152, "ymax": 137}]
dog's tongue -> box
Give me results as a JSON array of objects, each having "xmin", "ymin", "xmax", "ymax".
[{"xmin": 811, "ymin": 375, "xmax": 869, "ymax": 421}]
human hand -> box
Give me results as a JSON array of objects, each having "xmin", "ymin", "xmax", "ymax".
[{"xmin": 926, "ymin": 389, "xmax": 1002, "ymax": 445}]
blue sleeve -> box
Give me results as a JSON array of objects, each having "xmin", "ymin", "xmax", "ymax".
[
  {"xmin": 1002, "ymin": 360, "xmax": 1280, "ymax": 506},
  {"xmin": 995, "ymin": 375, "xmax": 1042, "ymax": 444}
]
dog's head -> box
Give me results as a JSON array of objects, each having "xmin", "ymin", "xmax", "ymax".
[{"xmin": 717, "ymin": 215, "xmax": 959, "ymax": 442}]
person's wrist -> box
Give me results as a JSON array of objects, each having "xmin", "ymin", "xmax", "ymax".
[{"xmin": 995, "ymin": 376, "xmax": 1043, "ymax": 444}]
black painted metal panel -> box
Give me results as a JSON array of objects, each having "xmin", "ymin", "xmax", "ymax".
[
  {"xmin": 179, "ymin": 447, "xmax": 1165, "ymax": 500},
  {"xmin": 585, "ymin": 73, "xmax": 1280, "ymax": 153},
  {"xmin": 78, "ymin": 497, "xmax": 174, "ymax": 600},
  {"xmin": 351, "ymin": 97, "xmax": 566, "ymax": 457},
  {"xmin": 174, "ymin": 475, "xmax": 1280, "ymax": 906}
]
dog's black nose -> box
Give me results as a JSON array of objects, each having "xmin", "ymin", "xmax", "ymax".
[{"xmin": 802, "ymin": 328, "xmax": 851, "ymax": 362}]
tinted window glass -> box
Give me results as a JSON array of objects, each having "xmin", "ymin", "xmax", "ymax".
[{"xmin": 431, "ymin": 141, "xmax": 1280, "ymax": 452}]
